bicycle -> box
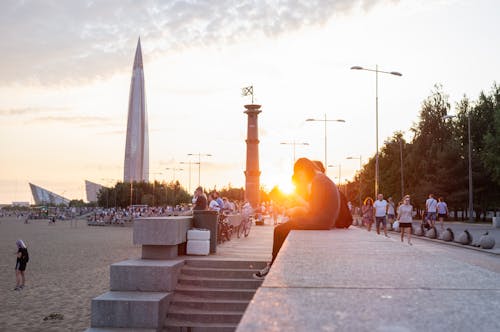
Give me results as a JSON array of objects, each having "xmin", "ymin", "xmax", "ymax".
[
  {"xmin": 217, "ymin": 214, "xmax": 233, "ymax": 244},
  {"xmin": 237, "ymin": 214, "xmax": 253, "ymax": 238}
]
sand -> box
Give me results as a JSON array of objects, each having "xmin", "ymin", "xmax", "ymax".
[{"xmin": 0, "ymin": 217, "xmax": 141, "ymax": 331}]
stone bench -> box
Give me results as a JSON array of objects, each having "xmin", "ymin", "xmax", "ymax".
[{"xmin": 237, "ymin": 228, "xmax": 500, "ymax": 331}]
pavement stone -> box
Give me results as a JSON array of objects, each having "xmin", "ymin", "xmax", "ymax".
[{"xmin": 237, "ymin": 227, "xmax": 500, "ymax": 332}]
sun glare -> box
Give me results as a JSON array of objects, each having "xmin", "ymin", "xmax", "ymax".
[{"xmin": 277, "ymin": 181, "xmax": 295, "ymax": 195}]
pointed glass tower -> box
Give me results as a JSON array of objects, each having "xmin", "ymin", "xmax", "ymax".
[{"xmin": 124, "ymin": 38, "xmax": 149, "ymax": 182}]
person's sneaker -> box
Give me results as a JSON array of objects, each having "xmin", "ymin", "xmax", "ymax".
[
  {"xmin": 19, "ymin": 285, "xmax": 24, "ymax": 289},
  {"xmin": 14, "ymin": 286, "xmax": 20, "ymax": 291},
  {"xmin": 253, "ymin": 265, "xmax": 271, "ymax": 280}
]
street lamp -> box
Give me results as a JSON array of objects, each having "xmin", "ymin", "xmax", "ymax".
[
  {"xmin": 306, "ymin": 114, "xmax": 345, "ymax": 168},
  {"xmin": 180, "ymin": 161, "xmax": 200, "ymax": 193},
  {"xmin": 328, "ymin": 164, "xmax": 342, "ymax": 190},
  {"xmin": 187, "ymin": 153, "xmax": 212, "ymax": 186},
  {"xmin": 443, "ymin": 114, "xmax": 474, "ymax": 222},
  {"xmin": 346, "ymin": 155, "xmax": 362, "ymax": 208},
  {"xmin": 165, "ymin": 168, "xmax": 184, "ymax": 182},
  {"xmin": 351, "ymin": 65, "xmax": 402, "ymax": 196},
  {"xmin": 280, "ymin": 141, "xmax": 309, "ymax": 163}
]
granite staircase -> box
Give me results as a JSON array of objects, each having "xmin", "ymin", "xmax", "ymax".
[{"xmin": 164, "ymin": 259, "xmax": 267, "ymax": 332}]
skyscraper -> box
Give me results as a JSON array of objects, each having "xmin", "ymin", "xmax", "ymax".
[{"xmin": 124, "ymin": 38, "xmax": 149, "ymax": 182}]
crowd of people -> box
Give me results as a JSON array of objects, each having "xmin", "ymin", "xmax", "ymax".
[{"xmin": 358, "ymin": 193, "xmax": 449, "ymax": 245}]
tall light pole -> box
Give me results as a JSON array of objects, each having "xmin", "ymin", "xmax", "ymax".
[
  {"xmin": 280, "ymin": 141, "xmax": 309, "ymax": 163},
  {"xmin": 188, "ymin": 153, "xmax": 212, "ymax": 187},
  {"xmin": 165, "ymin": 168, "xmax": 183, "ymax": 182},
  {"xmin": 306, "ymin": 114, "xmax": 345, "ymax": 169},
  {"xmin": 347, "ymin": 155, "xmax": 362, "ymax": 208},
  {"xmin": 351, "ymin": 65, "xmax": 402, "ymax": 196},
  {"xmin": 328, "ymin": 164, "xmax": 342, "ymax": 190},
  {"xmin": 180, "ymin": 161, "xmax": 200, "ymax": 193},
  {"xmin": 443, "ymin": 114, "xmax": 474, "ymax": 223}
]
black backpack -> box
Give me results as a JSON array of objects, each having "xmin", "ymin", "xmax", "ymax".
[{"xmin": 335, "ymin": 191, "xmax": 353, "ymax": 228}]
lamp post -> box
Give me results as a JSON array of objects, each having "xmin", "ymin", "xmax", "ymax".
[
  {"xmin": 306, "ymin": 114, "xmax": 345, "ymax": 169},
  {"xmin": 188, "ymin": 153, "xmax": 212, "ymax": 186},
  {"xmin": 165, "ymin": 168, "xmax": 183, "ymax": 182},
  {"xmin": 328, "ymin": 164, "xmax": 342, "ymax": 191},
  {"xmin": 351, "ymin": 65, "xmax": 402, "ymax": 196},
  {"xmin": 180, "ymin": 161, "xmax": 200, "ymax": 193},
  {"xmin": 443, "ymin": 114, "xmax": 474, "ymax": 223},
  {"xmin": 280, "ymin": 141, "xmax": 309, "ymax": 163},
  {"xmin": 346, "ymin": 156, "xmax": 362, "ymax": 208}
]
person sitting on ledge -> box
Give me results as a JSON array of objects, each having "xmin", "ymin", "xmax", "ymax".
[
  {"xmin": 253, "ymin": 157, "xmax": 340, "ymax": 279},
  {"xmin": 192, "ymin": 186, "xmax": 207, "ymax": 211}
]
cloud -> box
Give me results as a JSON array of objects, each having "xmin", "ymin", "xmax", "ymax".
[
  {"xmin": 0, "ymin": 107, "xmax": 70, "ymax": 116},
  {"xmin": 0, "ymin": 0, "xmax": 394, "ymax": 85},
  {"xmin": 28, "ymin": 115, "xmax": 114, "ymax": 125}
]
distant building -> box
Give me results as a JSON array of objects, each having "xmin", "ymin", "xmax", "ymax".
[
  {"xmin": 123, "ymin": 38, "xmax": 149, "ymax": 183},
  {"xmin": 29, "ymin": 183, "xmax": 70, "ymax": 206},
  {"xmin": 85, "ymin": 180, "xmax": 104, "ymax": 203}
]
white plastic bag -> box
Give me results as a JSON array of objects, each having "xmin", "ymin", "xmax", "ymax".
[{"xmin": 393, "ymin": 221, "xmax": 400, "ymax": 231}]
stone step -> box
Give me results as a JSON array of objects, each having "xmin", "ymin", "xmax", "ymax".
[
  {"xmin": 163, "ymin": 318, "xmax": 237, "ymax": 332},
  {"xmin": 167, "ymin": 306, "xmax": 244, "ymax": 324},
  {"xmin": 170, "ymin": 293, "xmax": 250, "ymax": 311},
  {"xmin": 184, "ymin": 259, "xmax": 267, "ymax": 270},
  {"xmin": 177, "ymin": 274, "xmax": 262, "ymax": 289},
  {"xmin": 181, "ymin": 266, "xmax": 260, "ymax": 279},
  {"xmin": 174, "ymin": 284, "xmax": 256, "ymax": 300},
  {"xmin": 91, "ymin": 291, "xmax": 170, "ymax": 329}
]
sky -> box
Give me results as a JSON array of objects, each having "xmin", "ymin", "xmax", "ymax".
[{"xmin": 1, "ymin": 0, "xmax": 499, "ymax": 204}]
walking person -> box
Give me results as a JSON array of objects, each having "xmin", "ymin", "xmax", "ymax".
[
  {"xmin": 362, "ymin": 197, "xmax": 374, "ymax": 230},
  {"xmin": 397, "ymin": 195, "xmax": 414, "ymax": 245},
  {"xmin": 387, "ymin": 196, "xmax": 396, "ymax": 230},
  {"xmin": 14, "ymin": 239, "xmax": 29, "ymax": 290},
  {"xmin": 425, "ymin": 194, "xmax": 438, "ymax": 228},
  {"xmin": 373, "ymin": 194, "xmax": 389, "ymax": 237},
  {"xmin": 436, "ymin": 197, "xmax": 449, "ymax": 231}
]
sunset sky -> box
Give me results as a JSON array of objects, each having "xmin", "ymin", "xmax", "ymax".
[{"xmin": 1, "ymin": 0, "xmax": 499, "ymax": 204}]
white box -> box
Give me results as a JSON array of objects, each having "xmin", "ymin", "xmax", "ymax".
[
  {"xmin": 187, "ymin": 229, "xmax": 210, "ymax": 241},
  {"xmin": 187, "ymin": 240, "xmax": 210, "ymax": 255}
]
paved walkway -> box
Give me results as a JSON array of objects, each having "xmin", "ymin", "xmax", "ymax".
[
  {"xmin": 238, "ymin": 227, "xmax": 500, "ymax": 332},
  {"xmin": 180, "ymin": 222, "xmax": 273, "ymax": 262}
]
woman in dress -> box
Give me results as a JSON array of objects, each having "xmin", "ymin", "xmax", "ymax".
[
  {"xmin": 397, "ymin": 195, "xmax": 414, "ymax": 245},
  {"xmin": 387, "ymin": 196, "xmax": 396, "ymax": 229},
  {"xmin": 362, "ymin": 197, "xmax": 374, "ymax": 231},
  {"xmin": 15, "ymin": 239, "xmax": 29, "ymax": 290}
]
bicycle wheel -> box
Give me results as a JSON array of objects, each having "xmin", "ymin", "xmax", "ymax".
[
  {"xmin": 244, "ymin": 218, "xmax": 252, "ymax": 237},
  {"xmin": 238, "ymin": 220, "xmax": 245, "ymax": 238}
]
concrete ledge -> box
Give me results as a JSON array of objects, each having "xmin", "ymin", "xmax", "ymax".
[
  {"xmin": 91, "ymin": 291, "xmax": 171, "ymax": 329},
  {"xmin": 133, "ymin": 217, "xmax": 192, "ymax": 245},
  {"xmin": 237, "ymin": 228, "xmax": 500, "ymax": 331},
  {"xmin": 141, "ymin": 245, "xmax": 178, "ymax": 259},
  {"xmin": 110, "ymin": 259, "xmax": 184, "ymax": 292},
  {"xmin": 85, "ymin": 328, "xmax": 157, "ymax": 332}
]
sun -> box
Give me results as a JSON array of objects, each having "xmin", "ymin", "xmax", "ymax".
[{"xmin": 277, "ymin": 180, "xmax": 295, "ymax": 195}]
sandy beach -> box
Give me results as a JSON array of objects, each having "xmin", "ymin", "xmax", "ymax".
[{"xmin": 0, "ymin": 217, "xmax": 141, "ymax": 331}]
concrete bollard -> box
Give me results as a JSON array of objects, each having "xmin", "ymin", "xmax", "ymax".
[
  {"xmin": 492, "ymin": 217, "xmax": 500, "ymax": 228},
  {"xmin": 479, "ymin": 232, "xmax": 496, "ymax": 249},
  {"xmin": 441, "ymin": 228, "xmax": 454, "ymax": 242},
  {"xmin": 425, "ymin": 226, "xmax": 437, "ymax": 239},
  {"xmin": 457, "ymin": 229, "xmax": 472, "ymax": 245},
  {"xmin": 414, "ymin": 225, "xmax": 425, "ymax": 236}
]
